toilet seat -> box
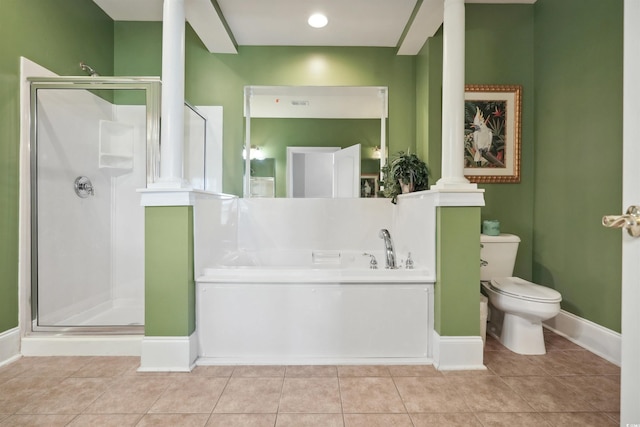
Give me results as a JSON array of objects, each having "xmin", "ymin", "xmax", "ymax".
[{"xmin": 486, "ymin": 277, "xmax": 562, "ymax": 303}]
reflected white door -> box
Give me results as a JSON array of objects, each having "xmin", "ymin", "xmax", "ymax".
[
  {"xmin": 333, "ymin": 144, "xmax": 361, "ymax": 198},
  {"xmin": 286, "ymin": 146, "xmax": 338, "ymax": 198},
  {"xmin": 286, "ymin": 145, "xmax": 360, "ymax": 198},
  {"xmin": 621, "ymin": 1, "xmax": 640, "ymax": 423}
]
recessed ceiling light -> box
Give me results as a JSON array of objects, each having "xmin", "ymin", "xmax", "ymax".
[{"xmin": 308, "ymin": 13, "xmax": 328, "ymax": 28}]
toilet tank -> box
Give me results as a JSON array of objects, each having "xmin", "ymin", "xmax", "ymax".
[{"xmin": 480, "ymin": 233, "xmax": 521, "ymax": 281}]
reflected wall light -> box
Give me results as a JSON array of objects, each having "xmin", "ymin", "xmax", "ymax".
[
  {"xmin": 243, "ymin": 145, "xmax": 266, "ymax": 160},
  {"xmin": 372, "ymin": 146, "xmax": 381, "ymax": 159}
]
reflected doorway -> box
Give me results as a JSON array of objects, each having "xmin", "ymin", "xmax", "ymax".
[{"xmin": 286, "ymin": 144, "xmax": 361, "ymax": 198}]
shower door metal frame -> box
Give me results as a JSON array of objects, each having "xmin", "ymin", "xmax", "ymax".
[
  {"xmin": 184, "ymin": 101, "xmax": 208, "ymax": 191},
  {"xmin": 28, "ymin": 77, "xmax": 161, "ymax": 334}
]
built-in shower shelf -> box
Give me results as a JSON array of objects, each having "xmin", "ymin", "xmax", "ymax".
[
  {"xmin": 99, "ymin": 154, "xmax": 133, "ymax": 170},
  {"xmin": 99, "ymin": 120, "xmax": 134, "ymax": 172}
]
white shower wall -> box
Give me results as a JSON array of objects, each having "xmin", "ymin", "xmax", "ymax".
[
  {"xmin": 110, "ymin": 105, "xmax": 146, "ymax": 306},
  {"xmin": 35, "ymin": 90, "xmax": 145, "ymax": 326}
]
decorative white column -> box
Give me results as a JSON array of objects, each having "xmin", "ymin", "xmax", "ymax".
[
  {"xmin": 157, "ymin": 0, "xmax": 187, "ymax": 188},
  {"xmin": 432, "ymin": 0, "xmax": 476, "ymax": 190}
]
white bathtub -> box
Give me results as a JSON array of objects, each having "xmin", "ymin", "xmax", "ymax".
[{"xmin": 196, "ymin": 260, "xmax": 435, "ymax": 365}]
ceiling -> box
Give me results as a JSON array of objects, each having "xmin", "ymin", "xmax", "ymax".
[{"xmin": 92, "ymin": 0, "xmax": 535, "ymax": 55}]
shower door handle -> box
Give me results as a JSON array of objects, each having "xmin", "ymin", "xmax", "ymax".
[{"xmin": 602, "ymin": 205, "xmax": 640, "ymax": 237}]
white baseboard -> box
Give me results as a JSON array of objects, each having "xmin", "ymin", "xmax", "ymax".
[
  {"xmin": 139, "ymin": 334, "xmax": 198, "ymax": 372},
  {"xmin": 544, "ymin": 309, "xmax": 621, "ymax": 366},
  {"xmin": 197, "ymin": 357, "xmax": 433, "ymax": 366},
  {"xmin": 432, "ymin": 331, "xmax": 486, "ymax": 371},
  {"xmin": 0, "ymin": 328, "xmax": 21, "ymax": 367},
  {"xmin": 21, "ymin": 335, "xmax": 142, "ymax": 356}
]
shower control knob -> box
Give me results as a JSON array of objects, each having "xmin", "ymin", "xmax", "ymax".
[{"xmin": 74, "ymin": 176, "xmax": 95, "ymax": 198}]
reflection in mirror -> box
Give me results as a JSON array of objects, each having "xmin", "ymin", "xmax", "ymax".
[
  {"xmin": 286, "ymin": 145, "xmax": 362, "ymax": 198},
  {"xmin": 250, "ymin": 158, "xmax": 275, "ymax": 197},
  {"xmin": 243, "ymin": 86, "xmax": 388, "ymax": 198},
  {"xmin": 252, "ymin": 119, "xmax": 382, "ymax": 197}
]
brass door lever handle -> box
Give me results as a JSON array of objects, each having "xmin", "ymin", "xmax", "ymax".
[{"xmin": 602, "ymin": 205, "xmax": 640, "ymax": 237}]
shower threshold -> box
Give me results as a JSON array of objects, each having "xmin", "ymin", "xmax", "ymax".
[
  {"xmin": 34, "ymin": 299, "xmax": 144, "ymax": 333},
  {"xmin": 23, "ymin": 300, "xmax": 144, "ymax": 355},
  {"xmin": 21, "ymin": 332, "xmax": 143, "ymax": 356}
]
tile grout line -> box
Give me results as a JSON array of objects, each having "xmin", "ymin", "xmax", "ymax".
[
  {"xmin": 273, "ymin": 369, "xmax": 287, "ymax": 427},
  {"xmin": 389, "ymin": 374, "xmax": 415, "ymax": 426},
  {"xmin": 335, "ymin": 375, "xmax": 346, "ymax": 427},
  {"xmin": 202, "ymin": 371, "xmax": 233, "ymax": 426}
]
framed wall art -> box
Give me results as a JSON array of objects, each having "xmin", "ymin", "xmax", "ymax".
[
  {"xmin": 360, "ymin": 174, "xmax": 379, "ymax": 198},
  {"xmin": 464, "ymin": 84, "xmax": 522, "ymax": 183}
]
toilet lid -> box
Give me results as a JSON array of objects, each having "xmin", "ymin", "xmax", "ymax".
[{"xmin": 488, "ymin": 277, "xmax": 562, "ymax": 303}]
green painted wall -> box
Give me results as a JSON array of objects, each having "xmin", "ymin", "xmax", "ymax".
[
  {"xmin": 421, "ymin": 3, "xmax": 622, "ymax": 333},
  {"xmin": 466, "ymin": 5, "xmax": 536, "ymax": 281},
  {"xmin": 113, "ymin": 21, "xmax": 162, "ymax": 106},
  {"xmin": 416, "ymin": 28, "xmax": 443, "ymax": 178},
  {"xmin": 420, "ymin": 5, "xmax": 535, "ymax": 280},
  {"xmin": 145, "ymin": 207, "xmax": 195, "ymax": 336},
  {"xmin": 435, "ymin": 207, "xmax": 481, "ymax": 336},
  {"xmin": 533, "ymin": 0, "xmax": 623, "ymax": 332},
  {"xmin": 114, "ymin": 25, "xmax": 416, "ymax": 196},
  {"xmin": 0, "ymin": 0, "xmax": 113, "ymax": 334}
]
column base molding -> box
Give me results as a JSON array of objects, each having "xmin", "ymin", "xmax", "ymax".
[
  {"xmin": 0, "ymin": 328, "xmax": 21, "ymax": 367},
  {"xmin": 139, "ymin": 334, "xmax": 198, "ymax": 372},
  {"xmin": 432, "ymin": 331, "xmax": 486, "ymax": 371}
]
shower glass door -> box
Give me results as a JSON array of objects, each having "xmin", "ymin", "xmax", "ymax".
[{"xmin": 30, "ymin": 78, "xmax": 160, "ymax": 332}]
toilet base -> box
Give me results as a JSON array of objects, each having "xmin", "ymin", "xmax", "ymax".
[{"xmin": 500, "ymin": 312, "xmax": 546, "ymax": 355}]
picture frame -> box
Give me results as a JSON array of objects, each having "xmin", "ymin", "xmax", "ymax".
[
  {"xmin": 360, "ymin": 174, "xmax": 379, "ymax": 198},
  {"xmin": 464, "ymin": 84, "xmax": 522, "ymax": 183}
]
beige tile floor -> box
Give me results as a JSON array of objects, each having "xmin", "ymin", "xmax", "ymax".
[{"xmin": 0, "ymin": 329, "xmax": 620, "ymax": 426}]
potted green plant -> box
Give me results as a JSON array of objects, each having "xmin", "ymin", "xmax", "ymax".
[{"xmin": 381, "ymin": 151, "xmax": 430, "ymax": 203}]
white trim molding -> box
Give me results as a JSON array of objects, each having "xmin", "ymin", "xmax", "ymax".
[
  {"xmin": 0, "ymin": 328, "xmax": 21, "ymax": 367},
  {"xmin": 139, "ymin": 333, "xmax": 198, "ymax": 372},
  {"xmin": 398, "ymin": 189, "xmax": 485, "ymax": 207},
  {"xmin": 544, "ymin": 309, "xmax": 621, "ymax": 366},
  {"xmin": 139, "ymin": 188, "xmax": 236, "ymax": 207},
  {"xmin": 432, "ymin": 331, "xmax": 486, "ymax": 371}
]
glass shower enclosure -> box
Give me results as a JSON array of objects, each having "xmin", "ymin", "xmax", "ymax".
[{"xmin": 29, "ymin": 77, "xmax": 160, "ymax": 333}]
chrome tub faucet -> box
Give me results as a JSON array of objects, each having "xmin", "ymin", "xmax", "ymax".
[{"xmin": 379, "ymin": 229, "xmax": 397, "ymax": 269}]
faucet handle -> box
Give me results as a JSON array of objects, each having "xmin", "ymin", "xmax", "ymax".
[
  {"xmin": 362, "ymin": 253, "xmax": 378, "ymax": 269},
  {"xmin": 405, "ymin": 252, "xmax": 414, "ymax": 269}
]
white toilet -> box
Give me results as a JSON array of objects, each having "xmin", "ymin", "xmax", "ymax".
[{"xmin": 480, "ymin": 233, "xmax": 562, "ymax": 355}]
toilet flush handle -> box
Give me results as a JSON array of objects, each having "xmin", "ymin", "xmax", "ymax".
[{"xmin": 602, "ymin": 205, "xmax": 640, "ymax": 237}]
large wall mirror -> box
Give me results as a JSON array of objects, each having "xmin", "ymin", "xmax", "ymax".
[{"xmin": 243, "ymin": 85, "xmax": 388, "ymax": 198}]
